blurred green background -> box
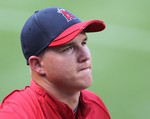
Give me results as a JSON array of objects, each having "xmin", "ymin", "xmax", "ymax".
[{"xmin": 0, "ymin": 0, "xmax": 150, "ymax": 119}]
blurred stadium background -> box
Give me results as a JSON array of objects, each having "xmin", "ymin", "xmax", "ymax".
[{"xmin": 0, "ymin": 0, "xmax": 150, "ymax": 119}]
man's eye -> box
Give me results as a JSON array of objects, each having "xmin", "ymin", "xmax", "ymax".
[
  {"xmin": 62, "ymin": 46, "xmax": 73, "ymax": 52},
  {"xmin": 82, "ymin": 41, "xmax": 87, "ymax": 45}
]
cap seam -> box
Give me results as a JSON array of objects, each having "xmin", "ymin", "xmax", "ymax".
[
  {"xmin": 34, "ymin": 13, "xmax": 52, "ymax": 43},
  {"xmin": 33, "ymin": 13, "xmax": 52, "ymax": 55}
]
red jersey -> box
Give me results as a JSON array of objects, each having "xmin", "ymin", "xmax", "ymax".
[{"xmin": 0, "ymin": 80, "xmax": 111, "ymax": 119}]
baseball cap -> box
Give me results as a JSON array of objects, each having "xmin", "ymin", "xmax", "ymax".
[{"xmin": 20, "ymin": 7, "xmax": 106, "ymax": 64}]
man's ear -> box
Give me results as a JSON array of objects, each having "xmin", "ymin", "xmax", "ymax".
[{"xmin": 28, "ymin": 56, "xmax": 45, "ymax": 75}]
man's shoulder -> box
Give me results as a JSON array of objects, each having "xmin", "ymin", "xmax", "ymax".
[
  {"xmin": 0, "ymin": 86, "xmax": 40, "ymax": 118},
  {"xmin": 1, "ymin": 86, "xmax": 32, "ymax": 104},
  {"xmin": 81, "ymin": 90, "xmax": 109, "ymax": 112},
  {"xmin": 81, "ymin": 89, "xmax": 102, "ymax": 100},
  {"xmin": 0, "ymin": 86, "xmax": 36, "ymax": 108}
]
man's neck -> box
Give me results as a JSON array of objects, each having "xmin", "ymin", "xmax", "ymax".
[
  {"xmin": 58, "ymin": 91, "xmax": 80, "ymax": 111},
  {"xmin": 34, "ymin": 78, "xmax": 80, "ymax": 111}
]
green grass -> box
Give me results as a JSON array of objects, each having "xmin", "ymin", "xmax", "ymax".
[{"xmin": 0, "ymin": 0, "xmax": 150, "ymax": 119}]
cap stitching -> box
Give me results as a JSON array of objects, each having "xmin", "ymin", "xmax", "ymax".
[{"xmin": 33, "ymin": 13, "xmax": 52, "ymax": 55}]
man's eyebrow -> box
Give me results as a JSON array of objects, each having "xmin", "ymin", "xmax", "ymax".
[
  {"xmin": 49, "ymin": 42, "xmax": 74, "ymax": 50},
  {"xmin": 84, "ymin": 37, "xmax": 88, "ymax": 41},
  {"xmin": 57, "ymin": 35, "xmax": 88, "ymax": 48},
  {"xmin": 60, "ymin": 42, "xmax": 74, "ymax": 48},
  {"xmin": 63, "ymin": 38, "xmax": 87, "ymax": 47}
]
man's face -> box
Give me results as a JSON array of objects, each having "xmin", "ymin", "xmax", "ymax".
[{"xmin": 40, "ymin": 32, "xmax": 92, "ymax": 93}]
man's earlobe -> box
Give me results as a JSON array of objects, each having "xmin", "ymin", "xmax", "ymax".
[{"xmin": 28, "ymin": 56, "xmax": 45, "ymax": 75}]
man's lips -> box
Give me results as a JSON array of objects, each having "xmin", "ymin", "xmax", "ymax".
[{"xmin": 78, "ymin": 66, "xmax": 91, "ymax": 72}]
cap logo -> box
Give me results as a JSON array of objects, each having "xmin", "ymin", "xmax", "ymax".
[{"xmin": 57, "ymin": 8, "xmax": 76, "ymax": 22}]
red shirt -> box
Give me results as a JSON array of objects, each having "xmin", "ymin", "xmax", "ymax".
[{"xmin": 0, "ymin": 80, "xmax": 111, "ymax": 119}]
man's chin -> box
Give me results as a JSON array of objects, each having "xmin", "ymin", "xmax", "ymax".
[{"xmin": 80, "ymin": 78, "xmax": 93, "ymax": 90}]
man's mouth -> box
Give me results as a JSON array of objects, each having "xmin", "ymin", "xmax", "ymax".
[{"xmin": 78, "ymin": 66, "xmax": 91, "ymax": 72}]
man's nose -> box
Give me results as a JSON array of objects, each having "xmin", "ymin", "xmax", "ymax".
[{"xmin": 77, "ymin": 46, "xmax": 91, "ymax": 63}]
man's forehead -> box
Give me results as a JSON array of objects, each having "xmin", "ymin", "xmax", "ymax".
[
  {"xmin": 59, "ymin": 32, "xmax": 87, "ymax": 46},
  {"xmin": 50, "ymin": 32, "xmax": 87, "ymax": 48}
]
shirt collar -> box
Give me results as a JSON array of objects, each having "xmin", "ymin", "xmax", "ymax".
[{"xmin": 30, "ymin": 80, "xmax": 91, "ymax": 117}]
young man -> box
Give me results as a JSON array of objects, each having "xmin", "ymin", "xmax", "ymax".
[{"xmin": 0, "ymin": 7, "xmax": 111, "ymax": 119}]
